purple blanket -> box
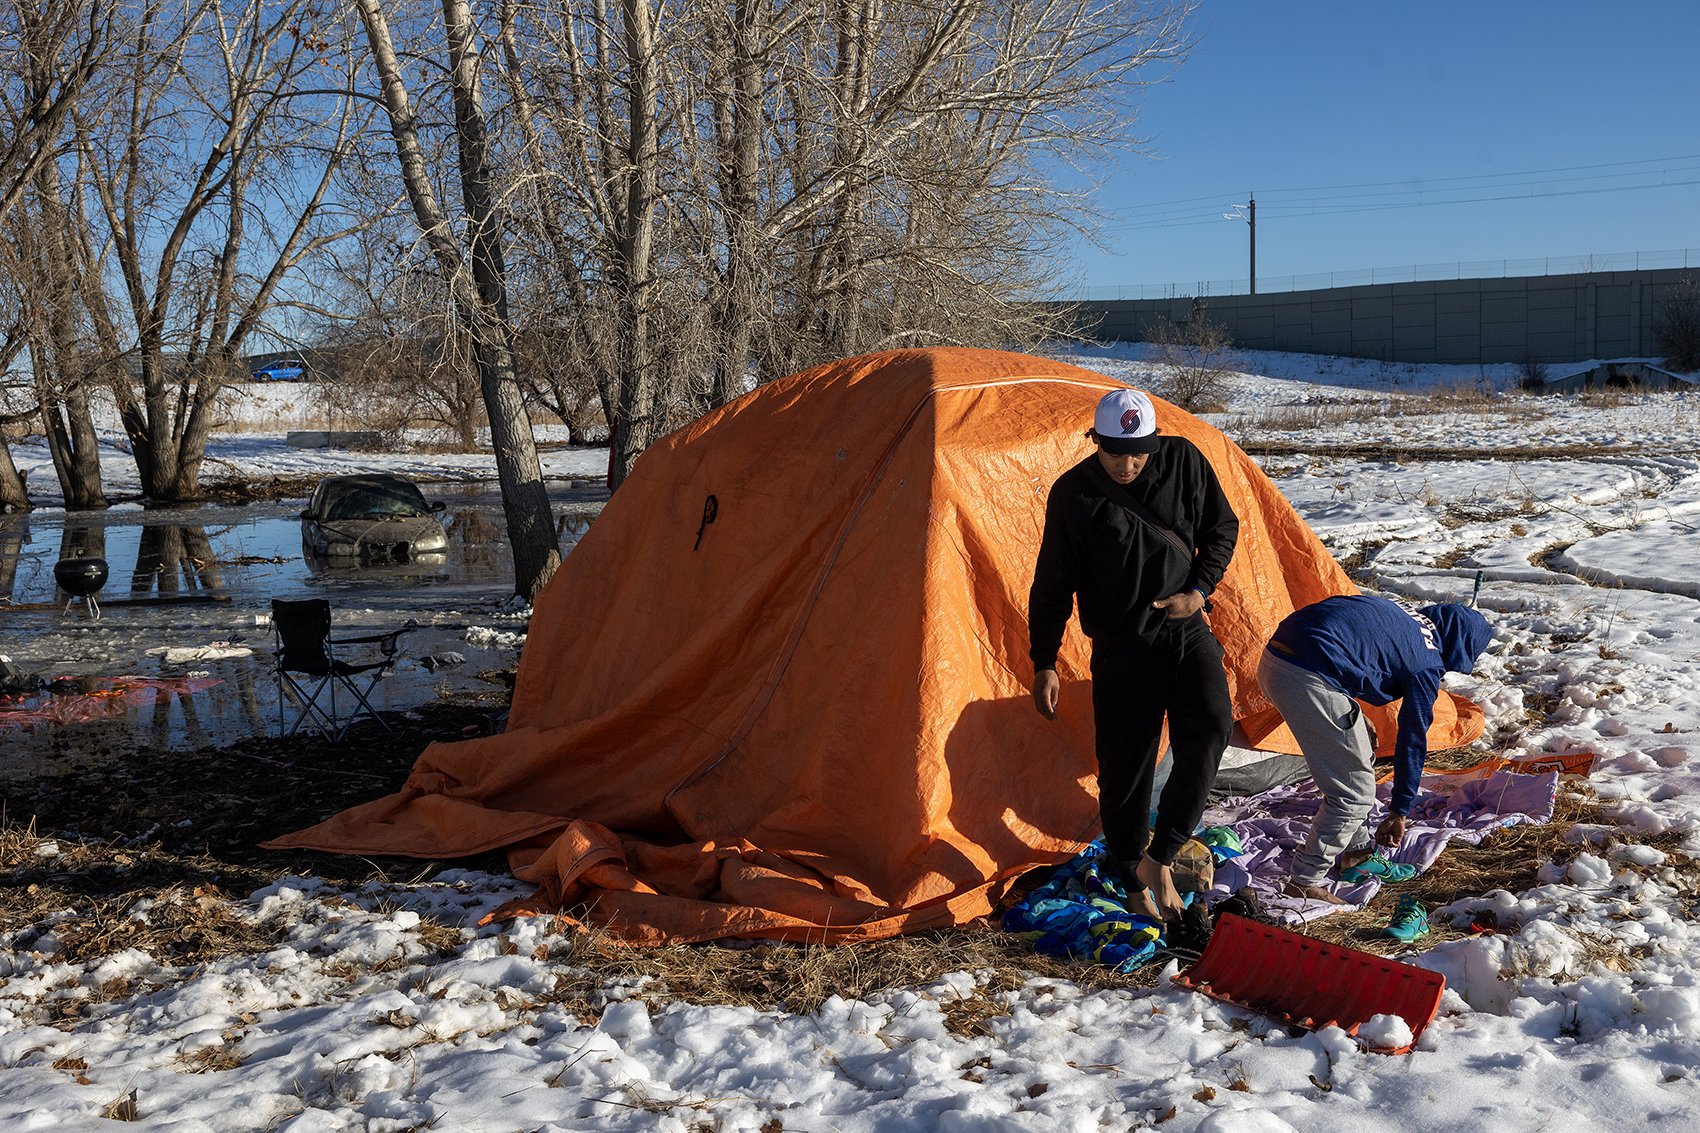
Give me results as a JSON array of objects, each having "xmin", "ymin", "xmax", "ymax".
[{"xmin": 1200, "ymin": 765, "xmax": 1558, "ymax": 923}]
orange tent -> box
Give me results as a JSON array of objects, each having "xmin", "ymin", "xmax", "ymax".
[{"xmin": 267, "ymin": 347, "xmax": 1482, "ymax": 943}]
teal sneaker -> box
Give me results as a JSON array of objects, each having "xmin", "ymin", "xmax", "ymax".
[
  {"xmin": 1384, "ymin": 895, "xmax": 1430, "ymax": 943},
  {"xmin": 1339, "ymin": 851, "xmax": 1417, "ymax": 884}
]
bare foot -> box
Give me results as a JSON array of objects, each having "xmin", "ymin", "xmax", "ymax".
[
  {"xmin": 1282, "ymin": 879, "xmax": 1348, "ymax": 905},
  {"xmin": 1136, "ymin": 855, "xmax": 1185, "ymax": 919},
  {"xmin": 1126, "ymin": 887, "xmax": 1163, "ymax": 921}
]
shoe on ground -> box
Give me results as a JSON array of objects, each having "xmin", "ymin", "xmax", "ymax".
[
  {"xmin": 1384, "ymin": 894, "xmax": 1430, "ymax": 943},
  {"xmin": 1214, "ymin": 886, "xmax": 1271, "ymax": 924},
  {"xmin": 1339, "ymin": 851, "xmax": 1417, "ymax": 884},
  {"xmin": 1165, "ymin": 899, "xmax": 1213, "ymax": 956}
]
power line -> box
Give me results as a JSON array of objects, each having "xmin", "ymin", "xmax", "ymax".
[
  {"xmin": 1106, "ymin": 177, "xmax": 1700, "ymax": 233},
  {"xmin": 1261, "ymin": 163, "xmax": 1700, "ymax": 211},
  {"xmin": 1110, "ymin": 153, "xmax": 1700, "ymax": 214},
  {"xmin": 1245, "ymin": 153, "xmax": 1700, "ymax": 197}
]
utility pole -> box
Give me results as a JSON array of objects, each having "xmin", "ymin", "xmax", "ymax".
[
  {"xmin": 1248, "ymin": 193, "xmax": 1256, "ymax": 294},
  {"xmin": 1226, "ymin": 194, "xmax": 1257, "ymax": 294}
]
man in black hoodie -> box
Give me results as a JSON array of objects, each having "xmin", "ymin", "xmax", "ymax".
[{"xmin": 1029, "ymin": 388, "xmax": 1239, "ymax": 920}]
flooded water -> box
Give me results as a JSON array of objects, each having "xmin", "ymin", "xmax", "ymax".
[{"xmin": 0, "ymin": 481, "xmax": 606, "ymax": 763}]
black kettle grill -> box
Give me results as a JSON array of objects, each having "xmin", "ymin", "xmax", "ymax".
[{"xmin": 54, "ymin": 555, "xmax": 109, "ymax": 618}]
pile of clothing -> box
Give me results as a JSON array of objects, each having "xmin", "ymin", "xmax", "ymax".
[{"xmin": 1000, "ymin": 829, "xmax": 1253, "ymax": 970}]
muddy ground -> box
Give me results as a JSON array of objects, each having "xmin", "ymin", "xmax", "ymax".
[{"xmin": 0, "ymin": 691, "xmax": 515, "ymax": 947}]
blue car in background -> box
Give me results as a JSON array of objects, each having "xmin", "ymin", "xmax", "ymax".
[{"xmin": 252, "ymin": 360, "xmax": 306, "ymax": 382}]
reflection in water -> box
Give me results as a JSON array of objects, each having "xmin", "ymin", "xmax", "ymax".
[
  {"xmin": 58, "ymin": 523, "xmax": 105, "ymax": 563},
  {"xmin": 557, "ymin": 513, "xmax": 593, "ymax": 544},
  {"xmin": 133, "ymin": 524, "xmax": 224, "ymax": 597},
  {"xmin": 0, "ymin": 512, "xmax": 27, "ymax": 603},
  {"xmin": 54, "ymin": 524, "xmax": 108, "ymax": 610},
  {"xmin": 1, "ymin": 483, "xmax": 605, "ymax": 612},
  {"xmin": 141, "ymin": 655, "xmax": 268, "ymax": 749},
  {"xmin": 451, "ymin": 510, "xmax": 505, "ymax": 570},
  {"xmin": 302, "ymin": 550, "xmax": 447, "ymax": 580},
  {"xmin": 3, "ymin": 482, "xmax": 606, "ymax": 754}
]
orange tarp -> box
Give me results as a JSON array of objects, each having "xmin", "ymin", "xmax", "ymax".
[{"xmin": 267, "ymin": 348, "xmax": 1482, "ymax": 943}]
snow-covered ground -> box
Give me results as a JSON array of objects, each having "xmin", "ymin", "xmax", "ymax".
[
  {"xmin": 4, "ymin": 382, "xmax": 610, "ymax": 505},
  {"xmin": 5, "ymin": 349, "xmax": 1700, "ymax": 1130}
]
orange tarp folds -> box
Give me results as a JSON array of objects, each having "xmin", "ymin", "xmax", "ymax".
[{"xmin": 267, "ymin": 348, "xmax": 1483, "ymax": 943}]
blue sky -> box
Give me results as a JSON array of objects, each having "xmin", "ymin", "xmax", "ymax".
[{"xmin": 1066, "ymin": 1, "xmax": 1700, "ymax": 293}]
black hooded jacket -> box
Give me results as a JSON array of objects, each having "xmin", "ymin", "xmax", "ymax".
[{"xmin": 1028, "ymin": 436, "xmax": 1239, "ymax": 672}]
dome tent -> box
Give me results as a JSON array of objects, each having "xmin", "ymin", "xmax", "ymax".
[{"xmin": 268, "ymin": 348, "xmax": 1482, "ymax": 943}]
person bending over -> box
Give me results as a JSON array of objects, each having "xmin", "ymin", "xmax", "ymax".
[{"xmin": 1257, "ymin": 595, "xmax": 1492, "ymax": 903}]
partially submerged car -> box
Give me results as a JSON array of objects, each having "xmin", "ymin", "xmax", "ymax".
[{"xmin": 300, "ymin": 474, "xmax": 447, "ymax": 564}]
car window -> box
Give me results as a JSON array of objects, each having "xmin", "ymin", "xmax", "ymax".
[{"xmin": 321, "ymin": 479, "xmax": 431, "ymax": 519}]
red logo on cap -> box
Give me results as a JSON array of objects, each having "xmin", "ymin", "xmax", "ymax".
[{"xmin": 1119, "ymin": 408, "xmax": 1141, "ymax": 434}]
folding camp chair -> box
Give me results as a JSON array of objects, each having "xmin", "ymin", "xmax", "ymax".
[{"xmin": 271, "ymin": 598, "xmax": 413, "ymax": 741}]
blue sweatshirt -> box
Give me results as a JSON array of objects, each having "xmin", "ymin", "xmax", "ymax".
[{"xmin": 1268, "ymin": 595, "xmax": 1491, "ymax": 815}]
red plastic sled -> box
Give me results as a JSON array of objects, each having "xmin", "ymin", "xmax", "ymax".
[
  {"xmin": 1172, "ymin": 913, "xmax": 1445, "ymax": 1054},
  {"xmin": 1507, "ymin": 750, "xmax": 1596, "ymax": 776}
]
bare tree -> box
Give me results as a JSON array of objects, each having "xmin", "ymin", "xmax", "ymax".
[
  {"xmin": 512, "ymin": 321, "xmax": 606, "ymax": 444},
  {"xmin": 353, "ymin": 0, "xmax": 560, "ymax": 599},
  {"xmin": 498, "ymin": 0, "xmax": 706, "ymax": 489},
  {"xmin": 502, "ymin": 0, "xmax": 1193, "ymax": 482},
  {"xmin": 7, "ymin": 147, "xmax": 107, "ymax": 508},
  {"xmin": 0, "ymin": 320, "xmax": 33, "ymax": 510},
  {"xmin": 1146, "ymin": 307, "xmax": 1233, "ymax": 411},
  {"xmin": 0, "ymin": 0, "xmax": 110, "ymax": 226},
  {"xmin": 1657, "ymin": 274, "xmax": 1700, "ymax": 373},
  {"xmin": 0, "ymin": 0, "xmax": 113, "ymax": 510},
  {"xmin": 312, "ymin": 214, "xmax": 491, "ymax": 450},
  {"xmin": 71, "ymin": 0, "xmax": 366, "ymax": 502}
]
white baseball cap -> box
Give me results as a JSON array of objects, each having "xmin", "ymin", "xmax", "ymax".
[{"xmin": 1091, "ymin": 388, "xmax": 1160, "ymax": 454}]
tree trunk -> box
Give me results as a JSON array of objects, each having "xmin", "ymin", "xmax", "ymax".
[
  {"xmin": 33, "ymin": 345, "xmax": 108, "ymax": 510},
  {"xmin": 132, "ymin": 345, "xmax": 179, "ymax": 499},
  {"xmin": 133, "ymin": 522, "xmax": 221, "ymax": 596},
  {"xmin": 168, "ymin": 378, "xmax": 221, "ymax": 500},
  {"xmin": 710, "ymin": 0, "xmax": 766, "ymax": 407},
  {"xmin": 0, "ymin": 441, "xmax": 29, "ymax": 512},
  {"xmin": 56, "ymin": 522, "xmax": 105, "ymax": 580},
  {"xmin": 444, "ymin": 0, "xmax": 560, "ymax": 600},
  {"xmin": 30, "ymin": 158, "xmax": 106, "ymax": 509},
  {"xmin": 606, "ymin": 0, "xmax": 662, "ymax": 490},
  {"xmin": 356, "ymin": 0, "xmax": 559, "ymax": 600},
  {"xmin": 0, "ymin": 510, "xmax": 26, "ymax": 593}
]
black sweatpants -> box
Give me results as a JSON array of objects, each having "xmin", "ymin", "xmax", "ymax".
[{"xmin": 1089, "ymin": 614, "xmax": 1233, "ymax": 869}]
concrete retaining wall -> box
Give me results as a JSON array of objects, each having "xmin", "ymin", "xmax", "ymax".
[{"xmin": 1067, "ymin": 268, "xmax": 1694, "ymax": 365}]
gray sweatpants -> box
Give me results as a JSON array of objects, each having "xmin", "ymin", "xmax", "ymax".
[{"xmin": 1256, "ymin": 648, "xmax": 1377, "ymax": 887}]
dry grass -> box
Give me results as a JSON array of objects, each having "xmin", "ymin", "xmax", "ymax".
[
  {"xmin": 1415, "ymin": 744, "xmax": 1490, "ymax": 773},
  {"xmin": 1573, "ymin": 387, "xmax": 1637, "ymax": 409},
  {"xmin": 0, "ymin": 824, "xmax": 285, "ymax": 970},
  {"xmin": 1240, "ymin": 440, "xmax": 1620, "ymax": 463},
  {"xmin": 1236, "ymin": 401, "xmax": 1378, "ymax": 433},
  {"xmin": 177, "ymin": 1044, "xmax": 244, "ymax": 1074},
  {"xmin": 1294, "ymin": 786, "xmax": 1617, "ymax": 957},
  {"xmin": 50, "ymin": 886, "xmax": 279, "ymax": 966},
  {"xmin": 102, "ymin": 1090, "xmax": 140, "ymax": 1121},
  {"xmin": 1232, "ymin": 385, "xmax": 1545, "ymax": 438},
  {"xmin": 519, "ymin": 923, "xmax": 1161, "ymax": 1023},
  {"xmin": 2, "ymin": 687, "xmax": 1671, "ymax": 1030}
]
